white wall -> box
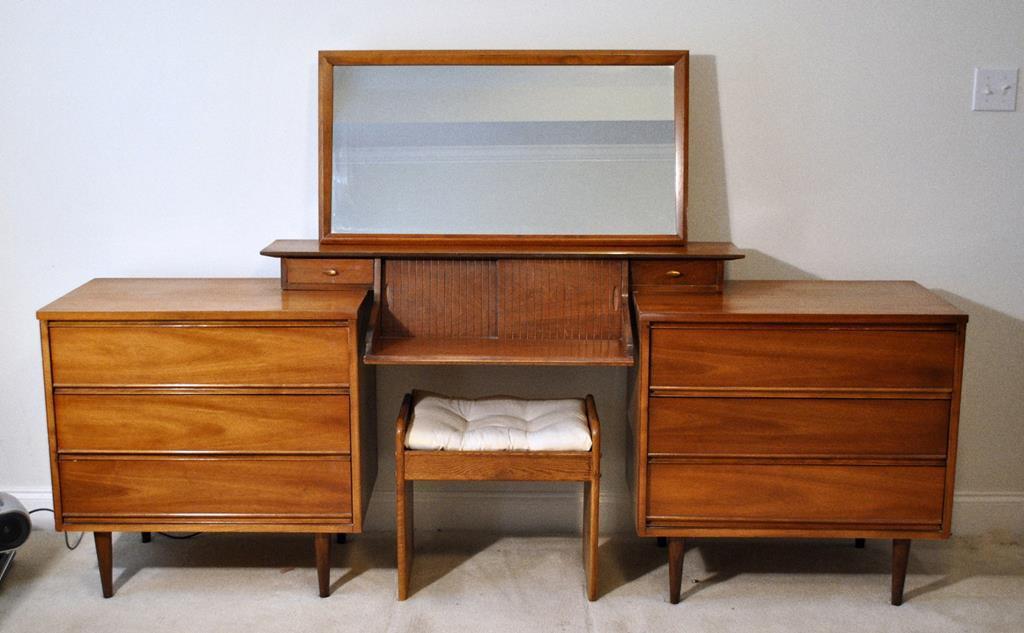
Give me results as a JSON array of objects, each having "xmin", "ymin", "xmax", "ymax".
[{"xmin": 2, "ymin": 1, "xmax": 1021, "ymax": 536}]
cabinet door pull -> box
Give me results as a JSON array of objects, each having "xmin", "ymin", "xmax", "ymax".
[
  {"xmin": 324, "ymin": 268, "xmax": 339, "ymax": 276},
  {"xmin": 666, "ymin": 270, "xmax": 683, "ymax": 278}
]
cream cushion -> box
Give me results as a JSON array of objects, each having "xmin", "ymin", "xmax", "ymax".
[{"xmin": 406, "ymin": 395, "xmax": 592, "ymax": 452}]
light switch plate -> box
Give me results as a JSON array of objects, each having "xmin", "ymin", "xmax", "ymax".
[{"xmin": 972, "ymin": 68, "xmax": 1018, "ymax": 111}]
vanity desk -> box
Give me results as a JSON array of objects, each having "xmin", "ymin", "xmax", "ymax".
[{"xmin": 36, "ymin": 50, "xmax": 967, "ymax": 604}]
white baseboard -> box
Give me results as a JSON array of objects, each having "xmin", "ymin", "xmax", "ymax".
[{"xmin": 7, "ymin": 487, "xmax": 1022, "ymax": 538}]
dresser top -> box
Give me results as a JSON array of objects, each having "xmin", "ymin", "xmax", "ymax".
[
  {"xmin": 635, "ymin": 280, "xmax": 968, "ymax": 324},
  {"xmin": 38, "ymin": 278, "xmax": 369, "ymax": 321}
]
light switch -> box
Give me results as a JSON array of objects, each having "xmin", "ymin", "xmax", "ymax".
[{"xmin": 972, "ymin": 68, "xmax": 1018, "ymax": 111}]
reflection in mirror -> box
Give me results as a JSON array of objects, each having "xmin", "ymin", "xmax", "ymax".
[{"xmin": 332, "ymin": 65, "xmax": 675, "ymax": 235}]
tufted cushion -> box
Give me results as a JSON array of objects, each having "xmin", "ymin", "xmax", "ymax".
[{"xmin": 405, "ymin": 395, "xmax": 593, "ymax": 452}]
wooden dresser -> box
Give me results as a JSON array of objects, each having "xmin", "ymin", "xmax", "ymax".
[
  {"xmin": 631, "ymin": 281, "xmax": 968, "ymax": 605},
  {"xmin": 37, "ymin": 279, "xmax": 375, "ymax": 597}
]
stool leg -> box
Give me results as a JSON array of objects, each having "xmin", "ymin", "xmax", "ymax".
[
  {"xmin": 335, "ymin": 534, "xmax": 347, "ymax": 545},
  {"xmin": 668, "ymin": 537, "xmax": 685, "ymax": 604},
  {"xmin": 94, "ymin": 532, "xmax": 114, "ymax": 598},
  {"xmin": 854, "ymin": 538, "xmax": 866, "ymax": 549},
  {"xmin": 314, "ymin": 533, "xmax": 331, "ymax": 598},
  {"xmin": 141, "ymin": 532, "xmax": 152, "ymax": 543},
  {"xmin": 396, "ymin": 480, "xmax": 414, "ymax": 600},
  {"xmin": 582, "ymin": 478, "xmax": 600, "ymax": 601}
]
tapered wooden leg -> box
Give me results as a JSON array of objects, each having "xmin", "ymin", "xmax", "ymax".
[
  {"xmin": 396, "ymin": 481, "xmax": 414, "ymax": 600},
  {"xmin": 891, "ymin": 539, "xmax": 911, "ymax": 606},
  {"xmin": 141, "ymin": 532, "xmax": 152, "ymax": 543},
  {"xmin": 314, "ymin": 533, "xmax": 331, "ymax": 598},
  {"xmin": 94, "ymin": 532, "xmax": 113, "ymax": 598},
  {"xmin": 335, "ymin": 533, "xmax": 347, "ymax": 545},
  {"xmin": 582, "ymin": 478, "xmax": 600, "ymax": 601},
  {"xmin": 656, "ymin": 536, "xmax": 668, "ymax": 548},
  {"xmin": 854, "ymin": 538, "xmax": 865, "ymax": 549},
  {"xmin": 668, "ymin": 537, "xmax": 685, "ymax": 604}
]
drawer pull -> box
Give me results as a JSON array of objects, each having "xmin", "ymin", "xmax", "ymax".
[
  {"xmin": 324, "ymin": 268, "xmax": 339, "ymax": 277},
  {"xmin": 666, "ymin": 270, "xmax": 684, "ymax": 278}
]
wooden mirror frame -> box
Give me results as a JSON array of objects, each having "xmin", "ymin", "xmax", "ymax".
[{"xmin": 318, "ymin": 50, "xmax": 689, "ymax": 250}]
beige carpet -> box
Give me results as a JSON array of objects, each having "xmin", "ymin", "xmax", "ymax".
[{"xmin": 1, "ymin": 530, "xmax": 1021, "ymax": 632}]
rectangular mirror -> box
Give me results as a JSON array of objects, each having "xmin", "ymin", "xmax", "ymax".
[{"xmin": 319, "ymin": 51, "xmax": 689, "ymax": 249}]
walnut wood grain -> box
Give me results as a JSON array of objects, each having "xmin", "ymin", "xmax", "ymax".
[
  {"xmin": 498, "ymin": 259, "xmax": 623, "ymax": 340},
  {"xmin": 650, "ymin": 327, "xmax": 957, "ymax": 390},
  {"xmin": 668, "ymin": 537, "xmax": 685, "ymax": 604},
  {"xmin": 648, "ymin": 397, "xmax": 950, "ymax": 458},
  {"xmin": 55, "ymin": 394, "xmax": 351, "ymax": 454},
  {"xmin": 317, "ymin": 50, "xmax": 690, "ymax": 248},
  {"xmin": 404, "ymin": 452, "xmax": 593, "ymax": 481},
  {"xmin": 94, "ymin": 532, "xmax": 113, "ymax": 598},
  {"xmin": 892, "ymin": 539, "xmax": 911, "ymax": 605},
  {"xmin": 647, "ymin": 464, "xmax": 945, "ymax": 527},
  {"xmin": 282, "ymin": 258, "xmax": 374, "ymax": 290},
  {"xmin": 37, "ymin": 278, "xmax": 368, "ymax": 321},
  {"xmin": 395, "ymin": 391, "xmax": 601, "ymax": 600},
  {"xmin": 59, "ymin": 457, "xmax": 352, "ymax": 519},
  {"xmin": 371, "ymin": 258, "xmax": 633, "ymax": 364},
  {"xmin": 314, "ymin": 533, "xmax": 331, "ymax": 598},
  {"xmin": 382, "ymin": 259, "xmax": 498, "ymax": 338},
  {"xmin": 262, "ymin": 239, "xmax": 745, "ymax": 260},
  {"xmin": 631, "ymin": 259, "xmax": 721, "ymax": 291},
  {"xmin": 635, "ymin": 280, "xmax": 968, "ymax": 324},
  {"xmin": 49, "ymin": 324, "xmax": 350, "ymax": 387},
  {"xmin": 366, "ymin": 337, "xmax": 632, "ymax": 366}
]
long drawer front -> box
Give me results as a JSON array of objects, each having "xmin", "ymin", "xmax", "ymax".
[
  {"xmin": 650, "ymin": 326, "xmax": 956, "ymax": 390},
  {"xmin": 54, "ymin": 394, "xmax": 350, "ymax": 454},
  {"xmin": 647, "ymin": 463, "xmax": 945, "ymax": 528},
  {"xmin": 648, "ymin": 396, "xmax": 950, "ymax": 457},
  {"xmin": 59, "ymin": 457, "xmax": 352, "ymax": 519},
  {"xmin": 48, "ymin": 324, "xmax": 349, "ymax": 386}
]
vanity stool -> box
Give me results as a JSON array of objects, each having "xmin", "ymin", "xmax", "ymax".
[{"xmin": 394, "ymin": 391, "xmax": 601, "ymax": 601}]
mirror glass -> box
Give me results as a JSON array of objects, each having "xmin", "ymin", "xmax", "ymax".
[{"xmin": 331, "ymin": 65, "xmax": 676, "ymax": 235}]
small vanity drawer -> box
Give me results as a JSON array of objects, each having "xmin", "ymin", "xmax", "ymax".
[
  {"xmin": 650, "ymin": 326, "xmax": 957, "ymax": 389},
  {"xmin": 283, "ymin": 258, "xmax": 374, "ymax": 288},
  {"xmin": 49, "ymin": 324, "xmax": 350, "ymax": 386},
  {"xmin": 647, "ymin": 463, "xmax": 945, "ymax": 527},
  {"xmin": 648, "ymin": 397, "xmax": 950, "ymax": 457},
  {"xmin": 59, "ymin": 457, "xmax": 353, "ymax": 519},
  {"xmin": 631, "ymin": 260, "xmax": 721, "ymax": 290},
  {"xmin": 55, "ymin": 394, "xmax": 351, "ymax": 454}
]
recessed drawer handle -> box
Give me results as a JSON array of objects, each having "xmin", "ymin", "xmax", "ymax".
[
  {"xmin": 665, "ymin": 270, "xmax": 684, "ymax": 278},
  {"xmin": 324, "ymin": 269, "xmax": 339, "ymax": 277}
]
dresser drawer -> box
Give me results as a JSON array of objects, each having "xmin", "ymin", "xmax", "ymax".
[
  {"xmin": 648, "ymin": 397, "xmax": 950, "ymax": 457},
  {"xmin": 631, "ymin": 260, "xmax": 721, "ymax": 290},
  {"xmin": 283, "ymin": 258, "xmax": 374, "ymax": 288},
  {"xmin": 49, "ymin": 324, "xmax": 349, "ymax": 386},
  {"xmin": 647, "ymin": 464, "xmax": 945, "ymax": 527},
  {"xmin": 650, "ymin": 327, "xmax": 956, "ymax": 389},
  {"xmin": 55, "ymin": 394, "xmax": 350, "ymax": 454},
  {"xmin": 59, "ymin": 457, "xmax": 352, "ymax": 519}
]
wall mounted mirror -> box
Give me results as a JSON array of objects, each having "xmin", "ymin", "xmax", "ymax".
[{"xmin": 318, "ymin": 51, "xmax": 689, "ymax": 248}]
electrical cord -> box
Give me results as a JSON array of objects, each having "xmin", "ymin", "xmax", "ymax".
[
  {"xmin": 27, "ymin": 508, "xmax": 201, "ymax": 545},
  {"xmin": 28, "ymin": 508, "xmax": 84, "ymax": 550}
]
